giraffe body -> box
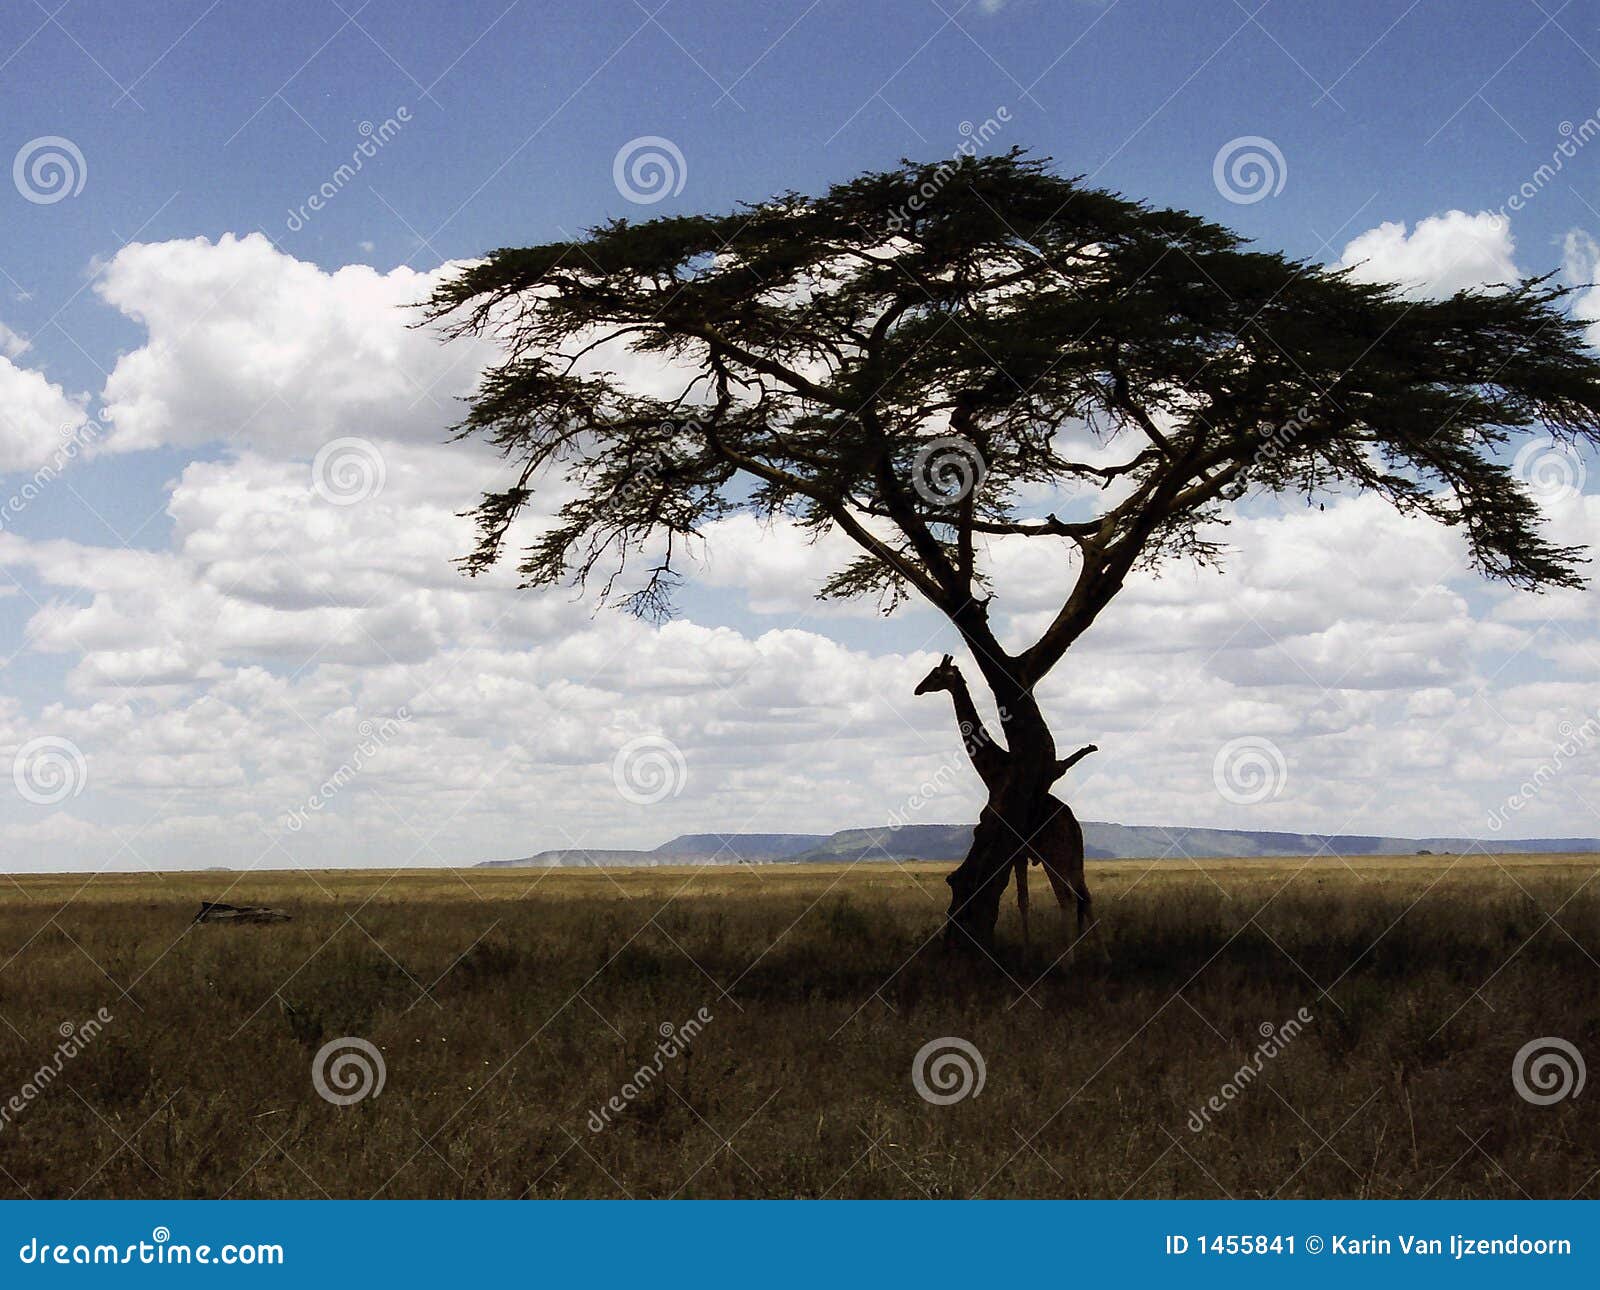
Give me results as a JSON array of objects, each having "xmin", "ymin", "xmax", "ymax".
[{"xmin": 914, "ymin": 655, "xmax": 1096, "ymax": 945}]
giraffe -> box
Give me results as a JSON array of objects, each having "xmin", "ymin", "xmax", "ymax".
[{"xmin": 913, "ymin": 654, "xmax": 1097, "ymax": 945}]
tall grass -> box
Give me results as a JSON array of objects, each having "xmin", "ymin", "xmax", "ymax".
[{"xmin": 0, "ymin": 856, "xmax": 1593, "ymax": 1198}]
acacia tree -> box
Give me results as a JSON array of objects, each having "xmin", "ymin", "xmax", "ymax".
[{"xmin": 429, "ymin": 149, "xmax": 1600, "ymax": 948}]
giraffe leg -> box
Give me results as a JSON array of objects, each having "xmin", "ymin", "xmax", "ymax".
[
  {"xmin": 1014, "ymin": 854, "xmax": 1030, "ymax": 948},
  {"xmin": 1049, "ymin": 802, "xmax": 1097, "ymax": 958},
  {"xmin": 1037, "ymin": 855, "xmax": 1075, "ymax": 938},
  {"xmin": 1076, "ymin": 887, "xmax": 1110, "ymax": 963}
]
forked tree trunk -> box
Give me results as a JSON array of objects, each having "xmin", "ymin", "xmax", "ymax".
[{"xmin": 943, "ymin": 687, "xmax": 1057, "ymax": 950}]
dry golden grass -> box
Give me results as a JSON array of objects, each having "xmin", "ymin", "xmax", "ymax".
[{"xmin": 0, "ymin": 853, "xmax": 1595, "ymax": 1199}]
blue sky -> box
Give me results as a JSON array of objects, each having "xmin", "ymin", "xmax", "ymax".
[
  {"xmin": 4, "ymin": 0, "xmax": 1600, "ymax": 869},
  {"xmin": 9, "ymin": 1, "xmax": 1597, "ymax": 371}
]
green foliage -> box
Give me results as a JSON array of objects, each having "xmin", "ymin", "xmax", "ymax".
[{"xmin": 431, "ymin": 149, "xmax": 1600, "ymax": 683}]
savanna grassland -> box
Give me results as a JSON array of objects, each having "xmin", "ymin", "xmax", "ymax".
[{"xmin": 0, "ymin": 854, "xmax": 1595, "ymax": 1200}]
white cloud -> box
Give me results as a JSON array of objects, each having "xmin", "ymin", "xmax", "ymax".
[
  {"xmin": 4, "ymin": 230, "xmax": 1600, "ymax": 869},
  {"xmin": 0, "ymin": 348, "xmax": 89, "ymax": 474},
  {"xmin": 94, "ymin": 233, "xmax": 495, "ymax": 456},
  {"xmin": 1562, "ymin": 228, "xmax": 1600, "ymax": 350},
  {"xmin": 0, "ymin": 322, "xmax": 30, "ymax": 359},
  {"xmin": 3, "ymin": 464, "xmax": 1569, "ymax": 867},
  {"xmin": 690, "ymin": 514, "xmax": 925, "ymax": 618},
  {"xmin": 1337, "ymin": 210, "xmax": 1519, "ymax": 298}
]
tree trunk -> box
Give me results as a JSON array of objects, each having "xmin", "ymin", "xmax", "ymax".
[{"xmin": 944, "ymin": 689, "xmax": 1057, "ymax": 950}]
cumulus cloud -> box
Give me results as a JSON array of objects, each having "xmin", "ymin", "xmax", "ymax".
[
  {"xmin": 1337, "ymin": 210, "xmax": 1519, "ymax": 298},
  {"xmin": 94, "ymin": 233, "xmax": 495, "ymax": 456},
  {"xmin": 2, "ymin": 228, "xmax": 1599, "ymax": 870},
  {"xmin": 1561, "ymin": 228, "xmax": 1600, "ymax": 351},
  {"xmin": 689, "ymin": 514, "xmax": 927, "ymax": 619},
  {"xmin": 0, "ymin": 346, "xmax": 89, "ymax": 474},
  {"xmin": 1, "ymin": 461, "xmax": 1570, "ymax": 869}
]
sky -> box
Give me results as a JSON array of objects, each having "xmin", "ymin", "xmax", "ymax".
[{"xmin": 3, "ymin": 0, "xmax": 1600, "ymax": 871}]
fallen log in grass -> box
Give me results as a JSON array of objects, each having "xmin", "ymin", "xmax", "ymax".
[{"xmin": 194, "ymin": 901, "xmax": 291, "ymax": 924}]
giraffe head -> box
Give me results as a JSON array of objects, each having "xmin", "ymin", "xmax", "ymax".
[{"xmin": 913, "ymin": 654, "xmax": 961, "ymax": 696}]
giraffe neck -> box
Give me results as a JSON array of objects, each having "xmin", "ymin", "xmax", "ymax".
[
  {"xmin": 945, "ymin": 678, "xmax": 988, "ymax": 744},
  {"xmin": 946, "ymin": 676, "xmax": 1006, "ymax": 783}
]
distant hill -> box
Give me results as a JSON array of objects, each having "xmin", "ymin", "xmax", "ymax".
[
  {"xmin": 478, "ymin": 833, "xmax": 829, "ymax": 868},
  {"xmin": 789, "ymin": 824, "xmax": 976, "ymax": 862},
  {"xmin": 652, "ymin": 833, "xmax": 824, "ymax": 859},
  {"xmin": 477, "ymin": 822, "xmax": 1600, "ymax": 868},
  {"xmin": 788, "ymin": 822, "xmax": 1600, "ymax": 863},
  {"xmin": 478, "ymin": 849, "xmax": 658, "ymax": 869}
]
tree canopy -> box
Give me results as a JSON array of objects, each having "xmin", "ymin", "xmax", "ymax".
[
  {"xmin": 428, "ymin": 149, "xmax": 1600, "ymax": 697},
  {"xmin": 430, "ymin": 147, "xmax": 1600, "ymax": 946}
]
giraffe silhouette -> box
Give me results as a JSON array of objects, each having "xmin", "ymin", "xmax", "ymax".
[{"xmin": 914, "ymin": 654, "xmax": 1097, "ymax": 944}]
